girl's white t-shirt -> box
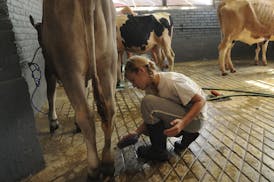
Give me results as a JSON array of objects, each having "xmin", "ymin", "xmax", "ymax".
[{"xmin": 157, "ymin": 72, "xmax": 208, "ymax": 119}]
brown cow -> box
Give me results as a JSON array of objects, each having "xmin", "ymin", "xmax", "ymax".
[
  {"xmin": 41, "ymin": 0, "xmax": 117, "ymax": 180},
  {"xmin": 218, "ymin": 0, "xmax": 274, "ymax": 76},
  {"xmin": 116, "ymin": 12, "xmax": 175, "ymax": 83}
]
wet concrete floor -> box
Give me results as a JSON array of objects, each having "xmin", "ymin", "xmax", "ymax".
[{"xmin": 22, "ymin": 59, "xmax": 274, "ymax": 182}]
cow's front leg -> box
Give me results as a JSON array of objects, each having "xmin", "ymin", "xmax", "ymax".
[
  {"xmin": 254, "ymin": 43, "xmax": 261, "ymax": 65},
  {"xmin": 225, "ymin": 42, "xmax": 236, "ymax": 73},
  {"xmin": 218, "ymin": 38, "xmax": 232, "ymax": 76}
]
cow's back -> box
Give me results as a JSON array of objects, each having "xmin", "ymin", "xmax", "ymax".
[{"xmin": 250, "ymin": 0, "xmax": 274, "ymax": 28}]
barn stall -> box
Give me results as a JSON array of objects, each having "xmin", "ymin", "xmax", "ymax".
[{"xmin": 0, "ymin": 0, "xmax": 273, "ymax": 181}]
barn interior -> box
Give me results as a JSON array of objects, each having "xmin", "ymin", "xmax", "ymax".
[{"xmin": 0, "ymin": 0, "xmax": 273, "ymax": 181}]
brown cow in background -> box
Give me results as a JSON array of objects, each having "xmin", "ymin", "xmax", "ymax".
[
  {"xmin": 40, "ymin": 0, "xmax": 117, "ymax": 180},
  {"xmin": 218, "ymin": 0, "xmax": 274, "ymax": 76}
]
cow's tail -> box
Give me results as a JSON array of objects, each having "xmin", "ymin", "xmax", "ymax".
[
  {"xmin": 29, "ymin": 15, "xmax": 35, "ymax": 28},
  {"xmin": 81, "ymin": 1, "xmax": 111, "ymax": 123},
  {"xmin": 81, "ymin": 1, "xmax": 104, "ymax": 116},
  {"xmin": 81, "ymin": 2, "xmax": 98, "ymax": 80}
]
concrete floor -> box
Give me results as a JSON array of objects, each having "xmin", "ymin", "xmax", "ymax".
[{"xmin": 22, "ymin": 59, "xmax": 274, "ymax": 182}]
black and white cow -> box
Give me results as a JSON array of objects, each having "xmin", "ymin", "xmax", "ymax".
[{"xmin": 116, "ymin": 12, "xmax": 175, "ymax": 83}]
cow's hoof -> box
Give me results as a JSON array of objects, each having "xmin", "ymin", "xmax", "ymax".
[
  {"xmin": 222, "ymin": 72, "xmax": 228, "ymax": 76},
  {"xmin": 263, "ymin": 63, "xmax": 267, "ymax": 66},
  {"xmin": 116, "ymin": 82, "xmax": 125, "ymax": 89},
  {"xmin": 116, "ymin": 82, "xmax": 120, "ymax": 87},
  {"xmin": 101, "ymin": 162, "xmax": 115, "ymax": 177},
  {"xmin": 87, "ymin": 168, "xmax": 101, "ymax": 182},
  {"xmin": 74, "ymin": 122, "xmax": 81, "ymax": 133},
  {"xmin": 230, "ymin": 69, "xmax": 236, "ymax": 73},
  {"xmin": 50, "ymin": 119, "xmax": 59, "ymax": 134}
]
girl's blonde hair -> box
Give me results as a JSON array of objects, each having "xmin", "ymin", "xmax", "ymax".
[{"xmin": 124, "ymin": 55, "xmax": 156, "ymax": 78}]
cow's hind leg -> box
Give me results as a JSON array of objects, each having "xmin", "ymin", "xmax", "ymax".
[
  {"xmin": 45, "ymin": 66, "xmax": 59, "ymax": 133},
  {"xmin": 225, "ymin": 41, "xmax": 236, "ymax": 73},
  {"xmin": 163, "ymin": 45, "xmax": 175, "ymax": 71},
  {"xmin": 92, "ymin": 1, "xmax": 117, "ymax": 177},
  {"xmin": 255, "ymin": 43, "xmax": 261, "ymax": 65},
  {"xmin": 62, "ymin": 77, "xmax": 100, "ymax": 179},
  {"xmin": 117, "ymin": 50, "xmax": 123, "ymax": 87},
  {"xmin": 92, "ymin": 71, "xmax": 116, "ymax": 177},
  {"xmin": 218, "ymin": 37, "xmax": 232, "ymax": 76},
  {"xmin": 261, "ymin": 40, "xmax": 269, "ymax": 66},
  {"xmin": 151, "ymin": 46, "xmax": 160, "ymax": 67},
  {"xmin": 151, "ymin": 46, "xmax": 167, "ymax": 70}
]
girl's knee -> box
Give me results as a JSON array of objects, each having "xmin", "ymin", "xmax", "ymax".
[
  {"xmin": 141, "ymin": 95, "xmax": 158, "ymax": 107},
  {"xmin": 140, "ymin": 95, "xmax": 159, "ymax": 122},
  {"xmin": 141, "ymin": 95, "xmax": 158, "ymax": 113}
]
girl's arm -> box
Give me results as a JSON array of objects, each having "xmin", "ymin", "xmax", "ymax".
[{"xmin": 163, "ymin": 94, "xmax": 205, "ymax": 137}]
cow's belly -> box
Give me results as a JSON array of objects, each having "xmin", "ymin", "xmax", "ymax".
[
  {"xmin": 123, "ymin": 34, "xmax": 157, "ymax": 54},
  {"xmin": 236, "ymin": 29, "xmax": 266, "ymax": 45},
  {"xmin": 125, "ymin": 45, "xmax": 155, "ymax": 54}
]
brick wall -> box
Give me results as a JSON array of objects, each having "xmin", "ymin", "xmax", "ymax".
[
  {"xmin": 0, "ymin": 0, "xmax": 44, "ymax": 181},
  {"xmin": 7, "ymin": 0, "xmax": 46, "ymax": 113},
  {"xmin": 166, "ymin": 7, "xmax": 221, "ymax": 61}
]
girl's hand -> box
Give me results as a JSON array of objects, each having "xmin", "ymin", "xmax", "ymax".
[{"xmin": 163, "ymin": 119, "xmax": 183, "ymax": 137}]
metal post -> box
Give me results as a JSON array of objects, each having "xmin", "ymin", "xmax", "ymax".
[{"xmin": 163, "ymin": 0, "xmax": 167, "ymax": 6}]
